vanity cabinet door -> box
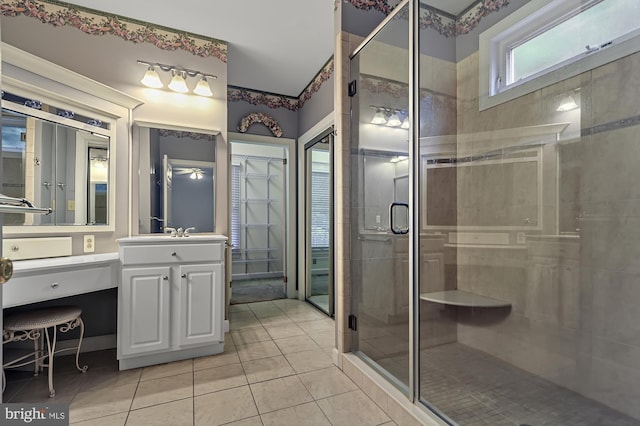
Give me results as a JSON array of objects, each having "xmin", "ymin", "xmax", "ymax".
[
  {"xmin": 177, "ymin": 263, "xmax": 224, "ymax": 347},
  {"xmin": 121, "ymin": 266, "xmax": 171, "ymax": 355}
]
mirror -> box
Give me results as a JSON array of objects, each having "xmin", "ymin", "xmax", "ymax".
[
  {"xmin": 136, "ymin": 125, "xmax": 217, "ymax": 234},
  {"xmin": 423, "ymin": 149, "xmax": 541, "ymax": 229},
  {"xmin": 1, "ymin": 105, "xmax": 111, "ymax": 228},
  {"xmin": 360, "ymin": 149, "xmax": 408, "ymax": 232}
]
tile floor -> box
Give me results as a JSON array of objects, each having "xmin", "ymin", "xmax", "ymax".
[{"xmin": 4, "ymin": 299, "xmax": 395, "ymax": 425}]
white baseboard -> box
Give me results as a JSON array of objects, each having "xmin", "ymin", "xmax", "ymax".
[{"xmin": 224, "ymin": 319, "xmax": 229, "ymax": 333}]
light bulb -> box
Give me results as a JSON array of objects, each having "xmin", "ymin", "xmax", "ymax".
[
  {"xmin": 168, "ymin": 70, "xmax": 189, "ymax": 93},
  {"xmin": 193, "ymin": 76, "xmax": 213, "ymax": 97},
  {"xmin": 190, "ymin": 171, "xmax": 197, "ymax": 180},
  {"xmin": 141, "ymin": 66, "xmax": 163, "ymax": 88},
  {"xmin": 401, "ymin": 117, "xmax": 410, "ymax": 129},
  {"xmin": 371, "ymin": 109, "xmax": 387, "ymax": 125},
  {"xmin": 387, "ymin": 112, "xmax": 402, "ymax": 127}
]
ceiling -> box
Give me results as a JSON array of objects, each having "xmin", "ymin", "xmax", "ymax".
[
  {"xmin": 60, "ymin": 1, "xmax": 480, "ymax": 97},
  {"xmin": 62, "ymin": 0, "xmax": 335, "ymax": 97}
]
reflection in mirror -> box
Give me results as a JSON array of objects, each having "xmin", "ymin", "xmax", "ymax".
[
  {"xmin": 137, "ymin": 126, "xmax": 217, "ymax": 234},
  {"xmin": 163, "ymin": 156, "xmax": 215, "ymax": 232},
  {"xmin": 360, "ymin": 149, "xmax": 408, "ymax": 232},
  {"xmin": 1, "ymin": 107, "xmax": 110, "ymax": 227}
]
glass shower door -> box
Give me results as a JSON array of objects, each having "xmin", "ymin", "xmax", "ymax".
[
  {"xmin": 305, "ymin": 132, "xmax": 333, "ymax": 315},
  {"xmin": 350, "ymin": 1, "xmax": 411, "ymax": 391}
]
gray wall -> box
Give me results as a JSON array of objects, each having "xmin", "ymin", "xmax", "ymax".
[
  {"xmin": 228, "ymin": 101, "xmax": 299, "ymax": 139},
  {"xmin": 299, "ymin": 73, "xmax": 334, "ymax": 136}
]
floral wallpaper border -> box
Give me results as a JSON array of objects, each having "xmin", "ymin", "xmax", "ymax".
[
  {"xmin": 0, "ymin": 0, "xmax": 228, "ymax": 62},
  {"xmin": 360, "ymin": 74, "xmax": 455, "ymax": 102},
  {"xmin": 228, "ymin": 57, "xmax": 334, "ymax": 111},
  {"xmin": 157, "ymin": 129, "xmax": 217, "ymax": 142},
  {"xmin": 344, "ymin": 0, "xmax": 511, "ymax": 37}
]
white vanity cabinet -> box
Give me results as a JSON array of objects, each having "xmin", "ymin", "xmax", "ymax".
[{"xmin": 117, "ymin": 235, "xmax": 226, "ymax": 370}]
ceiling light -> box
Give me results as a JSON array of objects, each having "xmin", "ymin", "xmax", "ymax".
[
  {"xmin": 168, "ymin": 70, "xmax": 189, "ymax": 93},
  {"xmin": 189, "ymin": 171, "xmax": 197, "ymax": 180},
  {"xmin": 557, "ymin": 95, "xmax": 578, "ymax": 112},
  {"xmin": 387, "ymin": 112, "xmax": 402, "ymax": 127},
  {"xmin": 371, "ymin": 109, "xmax": 387, "ymax": 125},
  {"xmin": 141, "ymin": 66, "xmax": 163, "ymax": 88},
  {"xmin": 401, "ymin": 117, "xmax": 410, "ymax": 129},
  {"xmin": 193, "ymin": 76, "xmax": 213, "ymax": 97}
]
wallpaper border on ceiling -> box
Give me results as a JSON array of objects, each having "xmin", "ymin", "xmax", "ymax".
[
  {"xmin": 0, "ymin": 0, "xmax": 228, "ymax": 62},
  {"xmin": 344, "ymin": 0, "xmax": 511, "ymax": 37},
  {"xmin": 228, "ymin": 57, "xmax": 334, "ymax": 111}
]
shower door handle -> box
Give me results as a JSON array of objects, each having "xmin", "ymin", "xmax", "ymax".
[{"xmin": 389, "ymin": 202, "xmax": 409, "ymax": 235}]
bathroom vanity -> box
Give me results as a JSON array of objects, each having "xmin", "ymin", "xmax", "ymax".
[{"xmin": 117, "ymin": 234, "xmax": 227, "ymax": 370}]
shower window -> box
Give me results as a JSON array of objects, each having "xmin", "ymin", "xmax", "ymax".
[{"xmin": 480, "ymin": 0, "xmax": 640, "ymax": 109}]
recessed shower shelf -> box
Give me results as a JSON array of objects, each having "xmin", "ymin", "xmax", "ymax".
[{"xmin": 420, "ymin": 290, "xmax": 511, "ymax": 308}]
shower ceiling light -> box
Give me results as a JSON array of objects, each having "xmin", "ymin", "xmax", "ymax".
[
  {"xmin": 193, "ymin": 76, "xmax": 213, "ymax": 97},
  {"xmin": 371, "ymin": 108, "xmax": 387, "ymax": 125},
  {"xmin": 168, "ymin": 70, "xmax": 189, "ymax": 93},
  {"xmin": 141, "ymin": 66, "xmax": 163, "ymax": 88},
  {"xmin": 557, "ymin": 95, "xmax": 578, "ymax": 112}
]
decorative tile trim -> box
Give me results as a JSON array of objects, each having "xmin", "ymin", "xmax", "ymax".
[
  {"xmin": 157, "ymin": 129, "xmax": 216, "ymax": 141},
  {"xmin": 344, "ymin": 0, "xmax": 511, "ymax": 37},
  {"xmin": 228, "ymin": 57, "xmax": 334, "ymax": 111},
  {"xmin": 237, "ymin": 112, "xmax": 283, "ymax": 137},
  {"xmin": 0, "ymin": 0, "xmax": 228, "ymax": 62}
]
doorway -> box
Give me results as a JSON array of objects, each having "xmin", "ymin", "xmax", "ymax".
[
  {"xmin": 229, "ymin": 136, "xmax": 295, "ymax": 304},
  {"xmin": 304, "ymin": 129, "xmax": 334, "ymax": 316}
]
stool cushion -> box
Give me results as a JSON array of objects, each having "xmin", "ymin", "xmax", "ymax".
[{"xmin": 4, "ymin": 306, "xmax": 82, "ymax": 331}]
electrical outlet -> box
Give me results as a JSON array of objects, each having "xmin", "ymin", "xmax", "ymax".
[
  {"xmin": 83, "ymin": 235, "xmax": 95, "ymax": 253},
  {"xmin": 67, "ymin": 200, "xmax": 75, "ymax": 211},
  {"xmin": 517, "ymin": 232, "xmax": 526, "ymax": 244}
]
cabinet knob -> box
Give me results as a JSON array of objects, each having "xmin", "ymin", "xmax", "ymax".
[
  {"xmin": 51, "ymin": 282, "xmax": 59, "ymax": 288},
  {"xmin": 171, "ymin": 252, "xmax": 177, "ymax": 256},
  {"xmin": 181, "ymin": 273, "xmax": 187, "ymax": 278},
  {"xmin": 162, "ymin": 275, "xmax": 169, "ymax": 280},
  {"xmin": 11, "ymin": 246, "xmax": 19, "ymax": 252}
]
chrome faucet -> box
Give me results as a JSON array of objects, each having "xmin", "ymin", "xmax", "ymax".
[
  {"xmin": 176, "ymin": 227, "xmax": 184, "ymax": 237},
  {"xmin": 184, "ymin": 227, "xmax": 196, "ymax": 237},
  {"xmin": 164, "ymin": 226, "xmax": 177, "ymax": 237}
]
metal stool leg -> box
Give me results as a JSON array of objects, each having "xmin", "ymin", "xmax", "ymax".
[
  {"xmin": 44, "ymin": 326, "xmax": 56, "ymax": 398},
  {"xmin": 74, "ymin": 317, "xmax": 88, "ymax": 373}
]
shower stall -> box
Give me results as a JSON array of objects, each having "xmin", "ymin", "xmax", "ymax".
[{"xmin": 349, "ymin": 0, "xmax": 640, "ymax": 424}]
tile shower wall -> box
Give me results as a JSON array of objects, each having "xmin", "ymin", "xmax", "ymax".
[{"xmin": 454, "ymin": 48, "xmax": 640, "ymax": 420}]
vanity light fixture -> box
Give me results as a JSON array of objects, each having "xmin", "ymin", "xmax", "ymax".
[
  {"xmin": 371, "ymin": 108, "xmax": 387, "ymax": 125},
  {"xmin": 387, "ymin": 111, "xmax": 402, "ymax": 127},
  {"xmin": 137, "ymin": 60, "xmax": 217, "ymax": 96},
  {"xmin": 193, "ymin": 76, "xmax": 213, "ymax": 97},
  {"xmin": 140, "ymin": 65, "xmax": 163, "ymax": 89},
  {"xmin": 370, "ymin": 105, "xmax": 408, "ymax": 128},
  {"xmin": 168, "ymin": 70, "xmax": 189, "ymax": 93}
]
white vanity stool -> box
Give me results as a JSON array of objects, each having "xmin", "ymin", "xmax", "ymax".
[{"xmin": 2, "ymin": 306, "xmax": 89, "ymax": 397}]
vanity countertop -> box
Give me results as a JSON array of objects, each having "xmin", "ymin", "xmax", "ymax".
[
  {"xmin": 12, "ymin": 252, "xmax": 119, "ymax": 274},
  {"xmin": 117, "ymin": 234, "xmax": 228, "ymax": 244}
]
